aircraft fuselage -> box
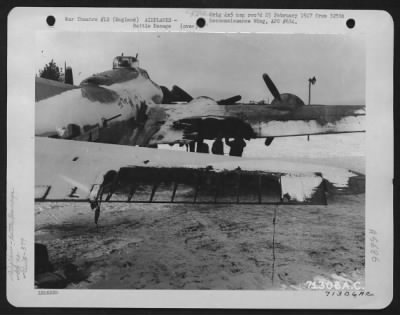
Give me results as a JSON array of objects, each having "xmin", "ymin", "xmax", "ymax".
[{"xmin": 35, "ymin": 66, "xmax": 365, "ymax": 147}]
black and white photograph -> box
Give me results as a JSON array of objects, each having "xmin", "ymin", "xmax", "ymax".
[
  {"xmin": 34, "ymin": 32, "xmax": 366, "ymax": 290},
  {"xmin": 6, "ymin": 7, "xmax": 394, "ymax": 309}
]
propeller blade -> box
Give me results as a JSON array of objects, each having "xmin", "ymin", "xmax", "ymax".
[
  {"xmin": 160, "ymin": 86, "xmax": 173, "ymax": 103},
  {"xmin": 265, "ymin": 137, "xmax": 274, "ymax": 146},
  {"xmin": 171, "ymin": 85, "xmax": 193, "ymax": 102},
  {"xmin": 262, "ymin": 73, "xmax": 281, "ymax": 101},
  {"xmin": 217, "ymin": 95, "xmax": 242, "ymax": 105}
]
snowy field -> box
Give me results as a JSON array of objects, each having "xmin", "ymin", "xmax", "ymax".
[
  {"xmin": 35, "ymin": 194, "xmax": 364, "ymax": 290},
  {"xmin": 35, "ymin": 132, "xmax": 365, "ymax": 289}
]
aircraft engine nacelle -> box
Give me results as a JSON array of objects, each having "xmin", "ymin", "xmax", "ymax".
[
  {"xmin": 270, "ymin": 93, "xmax": 304, "ymax": 110},
  {"xmin": 263, "ymin": 73, "xmax": 305, "ymax": 110}
]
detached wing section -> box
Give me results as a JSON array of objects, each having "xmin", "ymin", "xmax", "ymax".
[
  {"xmin": 35, "ymin": 138, "xmax": 329, "ymax": 205},
  {"xmin": 81, "ymin": 166, "xmax": 326, "ymax": 205}
]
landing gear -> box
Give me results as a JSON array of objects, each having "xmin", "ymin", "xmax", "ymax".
[
  {"xmin": 265, "ymin": 137, "xmax": 274, "ymax": 146},
  {"xmin": 90, "ymin": 200, "xmax": 101, "ymax": 230},
  {"xmin": 89, "ymin": 170, "xmax": 119, "ymax": 228}
]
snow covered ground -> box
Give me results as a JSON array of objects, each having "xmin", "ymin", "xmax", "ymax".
[
  {"xmin": 35, "ymin": 193, "xmax": 365, "ymax": 290},
  {"xmin": 35, "ymin": 133, "xmax": 365, "ymax": 290}
]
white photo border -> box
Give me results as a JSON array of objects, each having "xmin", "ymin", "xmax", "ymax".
[{"xmin": 7, "ymin": 7, "xmax": 394, "ymax": 309}]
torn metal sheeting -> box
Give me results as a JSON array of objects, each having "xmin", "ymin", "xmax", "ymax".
[
  {"xmin": 35, "ymin": 138, "xmax": 363, "ymax": 206},
  {"xmin": 35, "ymin": 166, "xmax": 327, "ymax": 205}
]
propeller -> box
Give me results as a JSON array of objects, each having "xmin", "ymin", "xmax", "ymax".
[
  {"xmin": 262, "ymin": 73, "xmax": 281, "ymax": 101},
  {"xmin": 262, "ymin": 73, "xmax": 304, "ymax": 109},
  {"xmin": 161, "ymin": 85, "xmax": 193, "ymax": 103},
  {"xmin": 162, "ymin": 85, "xmax": 242, "ymax": 105},
  {"xmin": 217, "ymin": 95, "xmax": 242, "ymax": 105},
  {"xmin": 171, "ymin": 85, "xmax": 193, "ymax": 102},
  {"xmin": 261, "ymin": 72, "xmax": 304, "ymax": 148},
  {"xmin": 160, "ymin": 86, "xmax": 173, "ymax": 103}
]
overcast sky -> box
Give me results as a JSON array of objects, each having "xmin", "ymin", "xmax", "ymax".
[{"xmin": 36, "ymin": 32, "xmax": 365, "ymax": 104}]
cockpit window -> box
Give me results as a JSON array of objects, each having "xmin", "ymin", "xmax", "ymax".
[
  {"xmin": 119, "ymin": 58, "xmax": 131, "ymax": 67},
  {"xmin": 113, "ymin": 56, "xmax": 139, "ymax": 69}
]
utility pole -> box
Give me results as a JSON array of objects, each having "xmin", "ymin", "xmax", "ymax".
[
  {"xmin": 307, "ymin": 76, "xmax": 316, "ymax": 141},
  {"xmin": 308, "ymin": 76, "xmax": 316, "ymax": 105}
]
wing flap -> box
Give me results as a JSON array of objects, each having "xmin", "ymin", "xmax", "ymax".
[
  {"xmin": 35, "ymin": 137, "xmax": 328, "ymax": 205},
  {"xmin": 36, "ymin": 138, "xmax": 365, "ymax": 206}
]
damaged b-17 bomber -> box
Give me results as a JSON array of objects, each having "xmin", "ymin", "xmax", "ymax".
[
  {"xmin": 36, "ymin": 53, "xmax": 365, "ymax": 147},
  {"xmin": 35, "ymin": 53, "xmax": 366, "ymax": 224}
]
